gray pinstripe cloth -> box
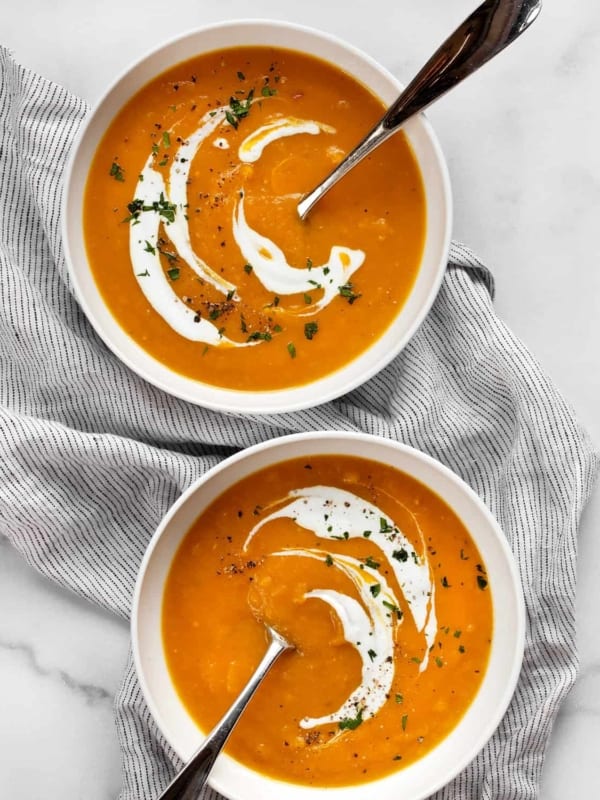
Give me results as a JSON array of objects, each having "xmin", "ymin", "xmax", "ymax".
[{"xmin": 1, "ymin": 46, "xmax": 597, "ymax": 800}]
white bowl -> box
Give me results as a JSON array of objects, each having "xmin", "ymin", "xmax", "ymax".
[
  {"xmin": 132, "ymin": 432, "xmax": 524, "ymax": 800},
  {"xmin": 62, "ymin": 20, "xmax": 452, "ymax": 414}
]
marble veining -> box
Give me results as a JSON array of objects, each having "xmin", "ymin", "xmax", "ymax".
[{"xmin": 0, "ymin": 637, "xmax": 113, "ymax": 706}]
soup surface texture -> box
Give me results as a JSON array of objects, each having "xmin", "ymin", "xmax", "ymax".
[
  {"xmin": 84, "ymin": 47, "xmax": 426, "ymax": 390},
  {"xmin": 162, "ymin": 455, "xmax": 493, "ymax": 786}
]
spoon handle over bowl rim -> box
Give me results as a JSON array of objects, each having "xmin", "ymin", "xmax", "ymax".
[
  {"xmin": 297, "ymin": 0, "xmax": 542, "ymax": 220},
  {"xmin": 155, "ymin": 626, "xmax": 291, "ymax": 800}
]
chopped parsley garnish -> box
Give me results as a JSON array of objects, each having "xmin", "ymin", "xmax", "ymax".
[
  {"xmin": 379, "ymin": 517, "xmax": 393, "ymax": 534},
  {"xmin": 226, "ymin": 89, "xmax": 254, "ymax": 128},
  {"xmin": 167, "ymin": 267, "xmax": 180, "ymax": 281},
  {"xmin": 392, "ymin": 548, "xmax": 408, "ymax": 562},
  {"xmin": 395, "ymin": 693, "xmax": 403, "ymax": 704},
  {"xmin": 363, "ymin": 555, "xmax": 380, "ymax": 570},
  {"xmin": 441, "ymin": 576, "xmax": 451, "ymax": 588},
  {"xmin": 453, "ymin": 629, "xmax": 462, "ymax": 638},
  {"xmin": 226, "ymin": 289, "xmax": 235, "ymax": 301},
  {"xmin": 458, "ymin": 645, "xmax": 466, "ymax": 653},
  {"xmin": 338, "ymin": 281, "xmax": 361, "ymax": 304},
  {"xmin": 109, "ymin": 161, "xmax": 125, "ymax": 182},
  {"xmin": 287, "ymin": 342, "xmax": 297, "ymax": 359},
  {"xmin": 246, "ymin": 330, "xmax": 272, "ymax": 342},
  {"xmin": 382, "ymin": 600, "xmax": 403, "ymax": 619},
  {"xmin": 401, "ymin": 714, "xmax": 408, "ymax": 731},
  {"xmin": 435, "ymin": 657, "xmax": 444, "ymax": 668},
  {"xmin": 304, "ymin": 321, "xmax": 318, "ymax": 340},
  {"xmin": 369, "ymin": 583, "xmax": 381, "ymax": 598},
  {"xmin": 162, "ymin": 130, "xmax": 171, "ymax": 148},
  {"xmin": 124, "ymin": 192, "xmax": 177, "ymax": 224},
  {"xmin": 237, "ymin": 70, "xmax": 245, "ymax": 80},
  {"xmin": 261, "ymin": 85, "xmax": 277, "ymax": 97},
  {"xmin": 363, "ymin": 530, "xmax": 372, "ymax": 538},
  {"xmin": 477, "ymin": 575, "xmax": 488, "ymax": 590},
  {"xmin": 306, "ymin": 257, "xmax": 313, "ymax": 270},
  {"xmin": 303, "ymin": 293, "xmax": 312, "ymax": 304},
  {"xmin": 367, "ymin": 649, "xmax": 377, "ymax": 662},
  {"xmin": 143, "ymin": 240, "xmax": 156, "ymax": 254},
  {"xmin": 136, "ymin": 270, "xmax": 150, "ymax": 277},
  {"xmin": 338, "ymin": 708, "xmax": 363, "ymax": 731},
  {"xmin": 324, "ymin": 554, "xmax": 333, "ymax": 567}
]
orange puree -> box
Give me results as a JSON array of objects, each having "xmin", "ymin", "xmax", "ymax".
[
  {"xmin": 162, "ymin": 455, "xmax": 492, "ymax": 786},
  {"xmin": 83, "ymin": 47, "xmax": 426, "ymax": 390}
]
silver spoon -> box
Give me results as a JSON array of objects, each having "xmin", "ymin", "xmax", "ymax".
[
  {"xmin": 156, "ymin": 625, "xmax": 292, "ymax": 800},
  {"xmin": 297, "ymin": 0, "xmax": 542, "ymax": 220}
]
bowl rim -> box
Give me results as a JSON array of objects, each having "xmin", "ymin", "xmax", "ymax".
[
  {"xmin": 61, "ymin": 19, "xmax": 453, "ymax": 414},
  {"xmin": 131, "ymin": 430, "xmax": 525, "ymax": 800}
]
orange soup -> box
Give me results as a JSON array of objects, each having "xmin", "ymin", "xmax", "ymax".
[
  {"xmin": 163, "ymin": 455, "xmax": 492, "ymax": 786},
  {"xmin": 83, "ymin": 47, "xmax": 426, "ymax": 390}
]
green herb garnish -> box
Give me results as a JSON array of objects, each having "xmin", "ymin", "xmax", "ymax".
[
  {"xmin": 304, "ymin": 321, "xmax": 318, "ymax": 340},
  {"xmin": 227, "ymin": 89, "xmax": 254, "ymax": 127},
  {"xmin": 363, "ymin": 555, "xmax": 380, "ymax": 570},
  {"xmin": 338, "ymin": 708, "xmax": 363, "ymax": 731},
  {"xmin": 246, "ymin": 330, "xmax": 272, "ymax": 342},
  {"xmin": 109, "ymin": 161, "xmax": 125, "ymax": 182},
  {"xmin": 338, "ymin": 282, "xmax": 361, "ymax": 304}
]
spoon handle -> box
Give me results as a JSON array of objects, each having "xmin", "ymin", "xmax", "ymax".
[
  {"xmin": 297, "ymin": 0, "xmax": 541, "ymax": 219},
  {"xmin": 156, "ymin": 628, "xmax": 290, "ymax": 800}
]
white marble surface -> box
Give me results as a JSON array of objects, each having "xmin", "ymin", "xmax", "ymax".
[{"xmin": 2, "ymin": 0, "xmax": 599, "ymax": 797}]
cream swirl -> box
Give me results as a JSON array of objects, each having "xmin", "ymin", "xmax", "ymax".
[
  {"xmin": 128, "ymin": 110, "xmax": 365, "ymax": 344},
  {"xmin": 245, "ymin": 485, "xmax": 438, "ymax": 730}
]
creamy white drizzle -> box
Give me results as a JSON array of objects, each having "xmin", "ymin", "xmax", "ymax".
[
  {"xmin": 167, "ymin": 109, "xmax": 236, "ymax": 296},
  {"xmin": 244, "ymin": 485, "xmax": 438, "ymax": 731},
  {"xmin": 245, "ymin": 485, "xmax": 436, "ymax": 658},
  {"xmin": 129, "ymin": 161, "xmax": 250, "ymax": 347},
  {"xmin": 128, "ymin": 107, "xmax": 367, "ymax": 343},
  {"xmin": 272, "ymin": 549, "xmax": 399, "ymax": 729},
  {"xmin": 238, "ymin": 116, "xmax": 335, "ymax": 163},
  {"xmin": 232, "ymin": 194, "xmax": 364, "ymax": 311}
]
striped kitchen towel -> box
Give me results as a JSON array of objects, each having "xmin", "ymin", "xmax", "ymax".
[{"xmin": 0, "ymin": 45, "xmax": 597, "ymax": 800}]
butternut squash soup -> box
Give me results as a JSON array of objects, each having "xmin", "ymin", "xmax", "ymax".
[
  {"xmin": 162, "ymin": 455, "xmax": 492, "ymax": 786},
  {"xmin": 83, "ymin": 47, "xmax": 426, "ymax": 391}
]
